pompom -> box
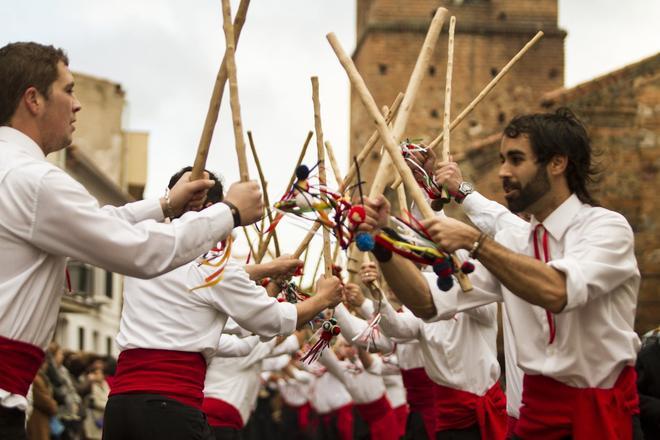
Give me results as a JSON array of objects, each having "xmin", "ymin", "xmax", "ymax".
[
  {"xmin": 331, "ymin": 325, "xmax": 341, "ymax": 335},
  {"xmin": 432, "ymin": 259, "xmax": 452, "ymax": 276},
  {"xmin": 355, "ymin": 232, "xmax": 375, "ymax": 252},
  {"xmin": 436, "ymin": 276, "xmax": 454, "ymax": 292},
  {"xmin": 329, "ymin": 318, "xmax": 337, "ymax": 326},
  {"xmin": 461, "ymin": 261, "xmax": 475, "ymax": 274},
  {"xmin": 348, "ymin": 206, "xmax": 366, "ymax": 225},
  {"xmin": 296, "ymin": 165, "xmax": 310, "ymax": 180},
  {"xmin": 322, "ymin": 321, "xmax": 332, "ymax": 332}
]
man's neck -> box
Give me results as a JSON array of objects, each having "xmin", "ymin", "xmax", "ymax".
[{"xmin": 530, "ymin": 187, "xmax": 572, "ymax": 223}]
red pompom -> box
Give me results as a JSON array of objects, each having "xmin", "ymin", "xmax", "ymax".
[
  {"xmin": 438, "ymin": 267, "xmax": 453, "ymax": 278},
  {"xmin": 348, "ymin": 206, "xmax": 366, "ymax": 225},
  {"xmin": 332, "ymin": 325, "xmax": 341, "ymax": 335},
  {"xmin": 461, "ymin": 261, "xmax": 475, "ymax": 274}
]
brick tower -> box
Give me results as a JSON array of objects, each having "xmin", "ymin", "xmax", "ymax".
[{"xmin": 349, "ymin": 0, "xmax": 565, "ymax": 192}]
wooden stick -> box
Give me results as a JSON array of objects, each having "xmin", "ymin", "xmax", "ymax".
[
  {"xmin": 191, "ymin": 0, "xmax": 250, "ymax": 181},
  {"xmin": 221, "ymin": 0, "xmax": 250, "ymax": 182},
  {"xmin": 396, "ymin": 181, "xmax": 408, "ymax": 216},
  {"xmin": 327, "ymin": 30, "xmax": 472, "ymax": 291},
  {"xmin": 429, "ymin": 30, "xmax": 544, "ymax": 151},
  {"xmin": 324, "ymin": 140, "xmax": 344, "ymax": 188},
  {"xmin": 257, "ymin": 131, "xmax": 313, "ymax": 261},
  {"xmin": 291, "ymin": 93, "xmax": 403, "ymax": 259},
  {"xmin": 438, "ymin": 16, "xmax": 456, "ymax": 200},
  {"xmin": 390, "ymin": 30, "xmax": 545, "ymax": 189},
  {"xmin": 442, "ymin": 17, "xmax": 456, "ymax": 162},
  {"xmin": 311, "ymin": 77, "xmax": 334, "ymax": 277},
  {"xmin": 366, "ymin": 7, "xmax": 449, "ymax": 197},
  {"xmin": 247, "ymin": 131, "xmax": 280, "ymax": 261}
]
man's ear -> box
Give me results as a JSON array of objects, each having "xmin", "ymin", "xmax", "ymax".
[
  {"xmin": 548, "ymin": 155, "xmax": 568, "ymax": 176},
  {"xmin": 23, "ymin": 87, "xmax": 45, "ymax": 116}
]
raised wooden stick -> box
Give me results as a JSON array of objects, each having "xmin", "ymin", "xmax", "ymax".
[
  {"xmin": 432, "ymin": 30, "xmax": 544, "ymax": 151},
  {"xmin": 311, "ymin": 76, "xmax": 333, "ymax": 277},
  {"xmin": 327, "ymin": 30, "xmax": 472, "ymax": 291},
  {"xmin": 191, "ymin": 0, "xmax": 250, "ymax": 180},
  {"xmin": 247, "ymin": 131, "xmax": 280, "ymax": 261},
  {"xmin": 324, "ymin": 140, "xmax": 344, "ymax": 188},
  {"xmin": 221, "ymin": 0, "xmax": 249, "ymax": 182},
  {"xmin": 367, "ymin": 7, "xmax": 449, "ymax": 197},
  {"xmin": 291, "ymin": 93, "xmax": 403, "ymax": 259},
  {"xmin": 241, "ymin": 225, "xmax": 256, "ymax": 260},
  {"xmin": 390, "ymin": 31, "xmax": 544, "ymax": 188},
  {"xmin": 257, "ymin": 131, "xmax": 313, "ymax": 261},
  {"xmin": 396, "ymin": 181, "xmax": 408, "ymax": 216},
  {"xmin": 439, "ymin": 16, "xmax": 456, "ymax": 200}
]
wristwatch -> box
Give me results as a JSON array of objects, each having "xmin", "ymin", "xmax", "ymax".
[
  {"xmin": 222, "ymin": 201, "xmax": 241, "ymax": 228},
  {"xmin": 456, "ymin": 181, "xmax": 474, "ymax": 202}
]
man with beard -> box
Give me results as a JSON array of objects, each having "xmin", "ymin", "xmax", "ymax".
[{"xmin": 359, "ymin": 108, "xmax": 643, "ymax": 439}]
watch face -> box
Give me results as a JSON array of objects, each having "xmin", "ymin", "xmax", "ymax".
[{"xmin": 460, "ymin": 181, "xmax": 474, "ymax": 194}]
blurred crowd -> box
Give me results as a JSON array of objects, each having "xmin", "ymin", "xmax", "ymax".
[{"xmin": 25, "ymin": 343, "xmax": 115, "ymax": 440}]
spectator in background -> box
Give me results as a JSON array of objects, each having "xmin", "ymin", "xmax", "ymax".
[
  {"xmin": 46, "ymin": 343, "xmax": 82, "ymax": 440},
  {"xmin": 83, "ymin": 359, "xmax": 109, "ymax": 440},
  {"xmin": 26, "ymin": 360, "xmax": 58, "ymax": 440},
  {"xmin": 637, "ymin": 327, "xmax": 660, "ymax": 439}
]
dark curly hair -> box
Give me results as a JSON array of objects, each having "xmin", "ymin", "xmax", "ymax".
[
  {"xmin": 0, "ymin": 42, "xmax": 69, "ymax": 126},
  {"xmin": 168, "ymin": 166, "xmax": 224, "ymax": 207},
  {"xmin": 503, "ymin": 107, "xmax": 600, "ymax": 206}
]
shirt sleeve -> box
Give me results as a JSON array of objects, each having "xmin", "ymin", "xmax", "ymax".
[
  {"xmin": 215, "ymin": 334, "xmax": 260, "ymax": 357},
  {"xmin": 358, "ymin": 298, "xmax": 376, "ymax": 319},
  {"xmin": 366, "ymin": 355, "xmax": 401, "ymax": 376},
  {"xmin": 334, "ymin": 303, "xmax": 395, "ymax": 353},
  {"xmin": 378, "ymin": 298, "xmax": 422, "ymax": 341},
  {"xmin": 194, "ymin": 260, "xmax": 298, "ymax": 338},
  {"xmin": 100, "ymin": 198, "xmax": 165, "ymax": 224},
  {"xmin": 424, "ymin": 263, "xmax": 503, "ymax": 322},
  {"xmin": 269, "ymin": 334, "xmax": 300, "ymax": 357},
  {"xmin": 548, "ymin": 210, "xmax": 640, "ymax": 312},
  {"xmin": 462, "ymin": 192, "xmax": 527, "ymax": 235},
  {"xmin": 26, "ymin": 168, "xmax": 234, "ymax": 278}
]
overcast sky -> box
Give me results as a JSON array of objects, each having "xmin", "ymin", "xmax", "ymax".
[{"xmin": 2, "ymin": 1, "xmax": 658, "ymax": 272}]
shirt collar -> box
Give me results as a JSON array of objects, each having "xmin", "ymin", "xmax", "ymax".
[
  {"xmin": 0, "ymin": 126, "xmax": 46, "ymax": 161},
  {"xmin": 529, "ymin": 194, "xmax": 583, "ymax": 241}
]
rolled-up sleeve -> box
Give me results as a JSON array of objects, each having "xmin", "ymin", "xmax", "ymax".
[
  {"xmin": 549, "ymin": 211, "xmax": 639, "ymax": 313},
  {"xmin": 195, "ymin": 260, "xmax": 297, "ymax": 338}
]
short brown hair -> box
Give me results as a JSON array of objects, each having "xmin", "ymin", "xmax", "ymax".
[{"xmin": 0, "ymin": 42, "xmax": 69, "ymax": 125}]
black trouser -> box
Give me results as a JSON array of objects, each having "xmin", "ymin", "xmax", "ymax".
[
  {"xmin": 404, "ymin": 411, "xmax": 430, "ymax": 440},
  {"xmin": 211, "ymin": 425, "xmax": 242, "ymax": 440},
  {"xmin": 0, "ymin": 406, "xmax": 26, "ymax": 440},
  {"xmin": 435, "ymin": 423, "xmax": 481, "ymax": 440},
  {"xmin": 103, "ymin": 393, "xmax": 213, "ymax": 440}
]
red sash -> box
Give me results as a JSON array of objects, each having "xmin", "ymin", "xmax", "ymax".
[
  {"xmin": 0, "ymin": 335, "xmax": 45, "ymax": 396},
  {"xmin": 514, "ymin": 366, "xmax": 639, "ymax": 440},
  {"xmin": 283, "ymin": 401, "xmax": 312, "ymax": 431},
  {"xmin": 110, "ymin": 348, "xmax": 207, "ymax": 409},
  {"xmin": 506, "ymin": 415, "xmax": 518, "ymax": 439},
  {"xmin": 435, "ymin": 381, "xmax": 507, "ymax": 439},
  {"xmin": 394, "ymin": 404, "xmax": 409, "ymax": 439},
  {"xmin": 356, "ymin": 394, "xmax": 399, "ymax": 440},
  {"xmin": 400, "ymin": 367, "xmax": 438, "ymax": 437},
  {"xmin": 202, "ymin": 397, "xmax": 244, "ymax": 429}
]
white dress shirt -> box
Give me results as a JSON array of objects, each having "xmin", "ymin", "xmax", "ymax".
[
  {"xmin": 318, "ymin": 349, "xmax": 387, "ymax": 405},
  {"xmin": 0, "ymin": 126, "xmax": 234, "ymax": 409},
  {"xmin": 463, "ymin": 192, "xmax": 527, "ymax": 417},
  {"xmin": 116, "ymin": 258, "xmax": 297, "ymax": 360},
  {"xmin": 215, "ymin": 335, "xmax": 261, "ymax": 358},
  {"xmin": 380, "ymin": 296, "xmax": 500, "ymax": 396},
  {"xmin": 429, "ymin": 194, "xmax": 641, "ymax": 389},
  {"xmin": 334, "ymin": 303, "xmax": 395, "ymax": 353},
  {"xmin": 309, "ymin": 367, "xmax": 353, "ymax": 414},
  {"xmin": 278, "ymin": 368, "xmax": 314, "ymax": 407}
]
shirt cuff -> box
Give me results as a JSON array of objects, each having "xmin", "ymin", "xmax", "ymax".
[
  {"xmin": 461, "ymin": 191, "xmax": 486, "ymax": 216},
  {"xmin": 425, "ymin": 272, "xmax": 460, "ymax": 322},
  {"xmin": 200, "ymin": 202, "xmax": 235, "ymax": 244},
  {"xmin": 359, "ymin": 298, "xmax": 375, "ymax": 319},
  {"xmin": 548, "ymin": 258, "xmax": 588, "ymax": 312}
]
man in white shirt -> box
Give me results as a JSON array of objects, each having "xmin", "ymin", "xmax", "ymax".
[
  {"xmin": 0, "ymin": 42, "xmax": 264, "ymax": 438},
  {"xmin": 360, "ymin": 108, "xmax": 643, "ymax": 439}
]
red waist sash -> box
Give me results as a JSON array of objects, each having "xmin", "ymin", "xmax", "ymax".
[
  {"xmin": 202, "ymin": 397, "xmax": 244, "ymax": 429},
  {"xmin": 110, "ymin": 348, "xmax": 207, "ymax": 409},
  {"xmin": 320, "ymin": 403, "xmax": 353, "ymax": 440},
  {"xmin": 435, "ymin": 381, "xmax": 507, "ymax": 440},
  {"xmin": 0, "ymin": 335, "xmax": 45, "ymax": 397},
  {"xmin": 400, "ymin": 367, "xmax": 438, "ymax": 437},
  {"xmin": 393, "ymin": 404, "xmax": 409, "ymax": 439},
  {"xmin": 356, "ymin": 394, "xmax": 399, "ymax": 440},
  {"xmin": 514, "ymin": 366, "xmax": 639, "ymax": 440}
]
